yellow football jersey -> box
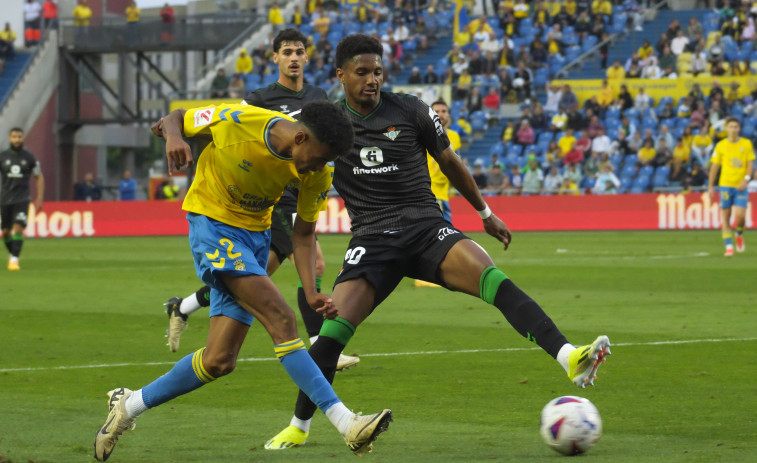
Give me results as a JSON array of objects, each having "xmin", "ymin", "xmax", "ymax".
[
  {"xmin": 427, "ymin": 129, "xmax": 461, "ymax": 201},
  {"xmin": 712, "ymin": 137, "xmax": 755, "ymax": 187},
  {"xmin": 181, "ymin": 104, "xmax": 333, "ymax": 231}
]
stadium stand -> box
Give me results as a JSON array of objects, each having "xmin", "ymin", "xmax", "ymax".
[{"xmin": 0, "ymin": 52, "xmax": 32, "ymax": 108}]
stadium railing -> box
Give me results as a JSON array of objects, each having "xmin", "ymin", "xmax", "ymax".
[{"xmin": 57, "ymin": 13, "xmax": 259, "ymax": 53}]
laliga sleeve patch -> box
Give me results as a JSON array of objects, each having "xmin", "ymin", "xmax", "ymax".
[
  {"xmin": 194, "ymin": 107, "xmax": 216, "ymax": 128},
  {"xmin": 429, "ymin": 106, "xmax": 444, "ymax": 136}
]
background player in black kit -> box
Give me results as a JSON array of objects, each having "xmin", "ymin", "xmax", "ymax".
[
  {"xmin": 163, "ymin": 29, "xmax": 360, "ymax": 371},
  {"xmin": 265, "ymin": 34, "xmax": 612, "ymax": 451},
  {"xmin": 0, "ymin": 127, "xmax": 44, "ymax": 271}
]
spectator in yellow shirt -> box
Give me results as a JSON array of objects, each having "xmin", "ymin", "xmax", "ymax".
[
  {"xmin": 73, "ymin": 0, "xmax": 92, "ymax": 40},
  {"xmin": 125, "ymin": 1, "xmax": 140, "ymax": 45},
  {"xmin": 234, "ymin": 48, "xmax": 253, "ymax": 76},
  {"xmin": 73, "ymin": 0, "xmax": 92, "ymax": 26},
  {"xmin": 269, "ymin": 2, "xmax": 285, "ymax": 33},
  {"xmin": 0, "ymin": 22, "xmax": 17, "ymax": 61},
  {"xmin": 597, "ymin": 79, "xmax": 615, "ymax": 108},
  {"xmin": 312, "ymin": 6, "xmax": 330, "ymax": 35},
  {"xmin": 565, "ymin": 0, "xmax": 577, "ymax": 16},
  {"xmin": 558, "ymin": 129, "xmax": 577, "ymax": 158},
  {"xmin": 671, "ymin": 137, "xmax": 691, "ymax": 181},
  {"xmin": 606, "ymin": 60, "xmax": 625, "ymax": 80},
  {"xmin": 691, "ymin": 120, "xmax": 714, "ymax": 166},
  {"xmin": 637, "ymin": 139, "xmax": 656, "ymax": 168},
  {"xmin": 638, "ymin": 40, "xmax": 654, "ymax": 59}
]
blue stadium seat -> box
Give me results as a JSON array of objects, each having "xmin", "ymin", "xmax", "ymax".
[
  {"xmin": 621, "ymin": 163, "xmax": 637, "ymax": 178},
  {"xmin": 565, "ymin": 46, "xmax": 582, "ymax": 63},
  {"xmin": 660, "ymin": 118, "xmax": 676, "ymax": 129},
  {"xmin": 610, "ymin": 154, "xmax": 623, "ymax": 172},
  {"xmin": 639, "ymin": 165, "xmax": 655, "ymax": 177},
  {"xmin": 581, "ymin": 35, "xmax": 598, "ymax": 53},
  {"xmin": 534, "ymin": 68, "xmax": 549, "ymax": 87},
  {"xmin": 506, "ymin": 144, "xmax": 523, "ymax": 158},
  {"xmin": 471, "ymin": 117, "xmax": 487, "ymax": 133},
  {"xmin": 652, "ymin": 166, "xmax": 670, "ymax": 188},
  {"xmin": 625, "ymin": 107, "xmax": 640, "ymax": 120},
  {"xmin": 742, "ymin": 124, "xmax": 755, "ymax": 138},
  {"xmin": 489, "ymin": 142, "xmax": 506, "ymax": 157},
  {"xmin": 658, "ymin": 96, "xmax": 673, "ymax": 107},
  {"xmin": 470, "ymin": 110, "xmax": 487, "ymax": 122},
  {"xmin": 633, "ymin": 173, "xmax": 651, "ymax": 190},
  {"xmin": 641, "ymin": 117, "xmax": 657, "ymax": 130},
  {"xmin": 605, "ymin": 118, "xmax": 621, "ymax": 131},
  {"xmin": 619, "ymin": 176, "xmax": 634, "ymax": 193},
  {"xmin": 538, "ymin": 131, "xmax": 554, "ymax": 144},
  {"xmin": 346, "ymin": 22, "xmax": 362, "ymax": 35},
  {"xmin": 624, "ymin": 154, "xmax": 638, "ymax": 166}
]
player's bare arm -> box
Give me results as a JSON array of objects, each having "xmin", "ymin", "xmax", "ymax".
[
  {"xmin": 292, "ymin": 215, "xmax": 337, "ymax": 319},
  {"xmin": 707, "ymin": 161, "xmax": 720, "ymax": 200},
  {"xmin": 738, "ymin": 160, "xmax": 753, "ymax": 191},
  {"xmin": 153, "ymin": 109, "xmax": 193, "ymax": 174},
  {"xmin": 435, "ymin": 147, "xmax": 512, "ymax": 249},
  {"xmin": 34, "ymin": 172, "xmax": 44, "ymax": 212}
]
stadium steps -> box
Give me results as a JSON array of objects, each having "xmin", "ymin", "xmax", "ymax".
[
  {"xmin": 570, "ymin": 9, "xmax": 708, "ymax": 79},
  {"xmin": 0, "ymin": 52, "xmax": 33, "ymax": 106}
]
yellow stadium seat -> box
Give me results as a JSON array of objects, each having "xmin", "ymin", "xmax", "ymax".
[{"xmin": 677, "ymin": 52, "xmax": 692, "ymax": 64}]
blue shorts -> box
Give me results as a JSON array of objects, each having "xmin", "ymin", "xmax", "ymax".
[
  {"xmin": 719, "ymin": 187, "xmax": 749, "ymax": 209},
  {"xmin": 187, "ymin": 213, "xmax": 271, "ymax": 326},
  {"xmin": 437, "ymin": 199, "xmax": 452, "ymax": 222}
]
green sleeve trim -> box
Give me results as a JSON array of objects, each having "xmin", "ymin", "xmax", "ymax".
[{"xmin": 479, "ymin": 266, "xmax": 508, "ymax": 304}]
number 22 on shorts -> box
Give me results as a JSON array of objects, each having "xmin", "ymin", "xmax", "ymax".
[{"xmin": 206, "ymin": 238, "xmax": 243, "ymax": 268}]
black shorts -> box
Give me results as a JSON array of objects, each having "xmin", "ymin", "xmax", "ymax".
[
  {"xmin": 0, "ymin": 202, "xmax": 30, "ymax": 229},
  {"xmin": 269, "ymin": 206, "xmax": 294, "ymax": 263},
  {"xmin": 334, "ymin": 219, "xmax": 469, "ymax": 309}
]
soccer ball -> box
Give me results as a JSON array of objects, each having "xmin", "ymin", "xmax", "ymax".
[{"xmin": 540, "ymin": 396, "xmax": 602, "ymax": 456}]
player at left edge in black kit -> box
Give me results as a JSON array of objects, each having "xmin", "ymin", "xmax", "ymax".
[{"xmin": 0, "ymin": 127, "xmax": 44, "ymax": 271}]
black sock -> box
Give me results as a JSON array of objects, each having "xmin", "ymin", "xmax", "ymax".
[
  {"xmin": 9, "ymin": 237, "xmax": 23, "ymax": 258},
  {"xmin": 294, "ymin": 336, "xmax": 343, "ymax": 421},
  {"xmin": 493, "ymin": 280, "xmax": 568, "ymax": 358},
  {"xmin": 197, "ymin": 286, "xmax": 211, "ymax": 307},
  {"xmin": 297, "ymin": 286, "xmax": 325, "ymax": 338}
]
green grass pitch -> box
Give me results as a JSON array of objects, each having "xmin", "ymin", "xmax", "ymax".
[{"xmin": 1, "ymin": 231, "xmax": 755, "ymax": 462}]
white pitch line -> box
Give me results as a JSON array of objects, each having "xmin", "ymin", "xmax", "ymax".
[{"xmin": 2, "ymin": 337, "xmax": 756, "ymax": 373}]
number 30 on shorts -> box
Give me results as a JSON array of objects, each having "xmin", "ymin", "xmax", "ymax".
[{"xmin": 344, "ymin": 246, "xmax": 366, "ymax": 265}]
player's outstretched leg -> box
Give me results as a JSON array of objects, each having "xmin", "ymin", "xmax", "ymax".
[
  {"xmin": 343, "ymin": 409, "xmax": 393, "ymax": 455},
  {"xmin": 265, "ymin": 409, "xmax": 392, "ymax": 455},
  {"xmin": 165, "ymin": 286, "xmax": 211, "ymax": 351},
  {"xmin": 94, "ymin": 388, "xmax": 136, "ymax": 462},
  {"xmin": 274, "ymin": 335, "xmax": 391, "ymax": 455},
  {"xmin": 567, "ymin": 335, "xmax": 612, "ymax": 388},
  {"xmin": 336, "ymin": 353, "xmax": 360, "ymax": 371},
  {"xmin": 165, "ymin": 296, "xmax": 187, "ymax": 352},
  {"xmin": 475, "ymin": 265, "xmax": 612, "ymax": 387},
  {"xmin": 299, "ymin": 277, "xmax": 361, "ymax": 372}
]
